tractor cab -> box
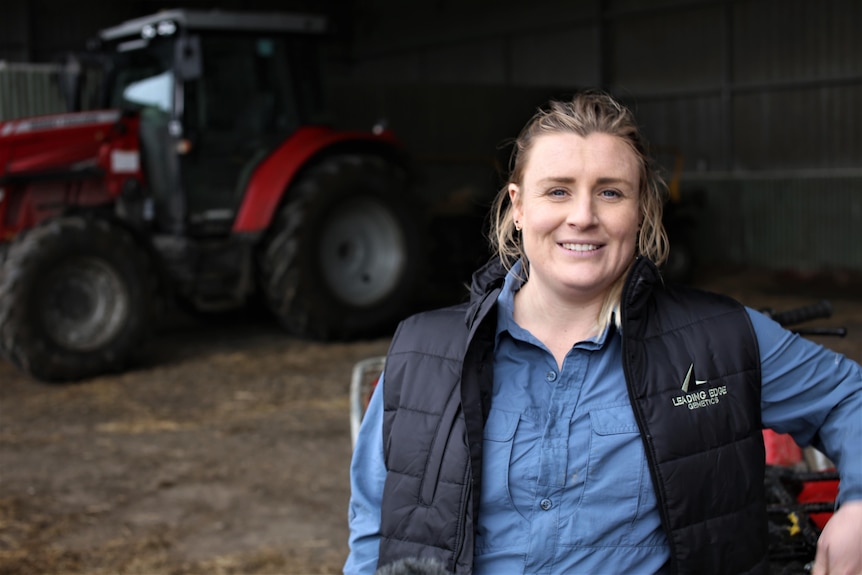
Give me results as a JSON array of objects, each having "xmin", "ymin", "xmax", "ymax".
[{"xmin": 75, "ymin": 10, "xmax": 330, "ymax": 236}]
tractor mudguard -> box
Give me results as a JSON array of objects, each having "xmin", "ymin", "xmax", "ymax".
[{"xmin": 232, "ymin": 125, "xmax": 404, "ymax": 234}]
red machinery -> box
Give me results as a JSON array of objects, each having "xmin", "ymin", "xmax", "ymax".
[{"xmin": 0, "ymin": 10, "xmax": 424, "ymax": 382}]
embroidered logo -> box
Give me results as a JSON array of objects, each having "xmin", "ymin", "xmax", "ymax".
[
  {"xmin": 680, "ymin": 363, "xmax": 708, "ymax": 392},
  {"xmin": 672, "ymin": 363, "xmax": 727, "ymax": 410}
]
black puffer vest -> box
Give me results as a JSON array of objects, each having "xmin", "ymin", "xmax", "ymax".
[{"xmin": 379, "ymin": 258, "xmax": 767, "ymax": 574}]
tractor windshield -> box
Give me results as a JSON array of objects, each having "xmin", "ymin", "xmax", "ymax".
[
  {"xmin": 107, "ymin": 39, "xmax": 175, "ymax": 113},
  {"xmin": 58, "ymin": 38, "xmax": 175, "ymax": 114}
]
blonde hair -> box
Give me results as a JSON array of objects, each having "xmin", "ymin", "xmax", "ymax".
[{"xmin": 489, "ymin": 90, "xmax": 669, "ymax": 330}]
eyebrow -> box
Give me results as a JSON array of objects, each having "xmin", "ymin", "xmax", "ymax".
[{"xmin": 538, "ymin": 177, "xmax": 575, "ymax": 185}]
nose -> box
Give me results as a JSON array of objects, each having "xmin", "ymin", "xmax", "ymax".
[{"xmin": 566, "ymin": 190, "xmax": 597, "ymax": 228}]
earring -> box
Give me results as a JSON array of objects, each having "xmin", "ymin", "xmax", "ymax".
[{"xmin": 514, "ymin": 220, "xmax": 521, "ymax": 231}]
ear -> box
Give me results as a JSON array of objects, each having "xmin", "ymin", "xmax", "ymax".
[{"xmin": 508, "ymin": 184, "xmax": 522, "ymax": 220}]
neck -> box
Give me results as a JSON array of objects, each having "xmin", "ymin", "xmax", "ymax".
[{"xmin": 513, "ymin": 281, "xmax": 604, "ymax": 367}]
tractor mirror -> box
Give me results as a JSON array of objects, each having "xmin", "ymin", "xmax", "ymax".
[{"xmin": 175, "ymin": 36, "xmax": 202, "ymax": 80}]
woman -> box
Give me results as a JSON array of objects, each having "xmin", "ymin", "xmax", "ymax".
[{"xmin": 345, "ymin": 91, "xmax": 862, "ymax": 574}]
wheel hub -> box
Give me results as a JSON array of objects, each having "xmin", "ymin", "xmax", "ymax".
[
  {"xmin": 41, "ymin": 257, "xmax": 130, "ymax": 351},
  {"xmin": 320, "ymin": 197, "xmax": 406, "ymax": 307}
]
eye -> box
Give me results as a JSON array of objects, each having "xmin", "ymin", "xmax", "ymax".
[
  {"xmin": 599, "ymin": 188, "xmax": 622, "ymax": 199},
  {"xmin": 549, "ymin": 188, "xmax": 568, "ymax": 198}
]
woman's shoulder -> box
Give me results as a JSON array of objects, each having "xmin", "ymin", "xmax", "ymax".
[
  {"xmin": 638, "ymin": 281, "xmax": 750, "ymax": 336},
  {"xmin": 661, "ymin": 280, "xmax": 745, "ymax": 310},
  {"xmin": 390, "ymin": 301, "xmax": 473, "ymax": 353},
  {"xmin": 400, "ymin": 300, "xmax": 473, "ymax": 328}
]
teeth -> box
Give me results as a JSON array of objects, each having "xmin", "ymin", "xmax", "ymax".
[{"xmin": 561, "ymin": 243, "xmax": 598, "ymax": 252}]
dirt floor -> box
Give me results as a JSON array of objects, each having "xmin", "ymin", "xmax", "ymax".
[{"xmin": 1, "ymin": 266, "xmax": 861, "ymax": 575}]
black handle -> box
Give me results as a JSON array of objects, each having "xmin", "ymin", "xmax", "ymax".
[
  {"xmin": 766, "ymin": 300, "xmax": 833, "ymax": 328},
  {"xmin": 793, "ymin": 327, "xmax": 848, "ymax": 338}
]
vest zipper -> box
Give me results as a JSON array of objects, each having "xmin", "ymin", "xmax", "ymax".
[{"xmin": 620, "ymin": 258, "xmax": 680, "ymax": 574}]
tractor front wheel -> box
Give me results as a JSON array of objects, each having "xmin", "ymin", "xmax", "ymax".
[{"xmin": 0, "ymin": 216, "xmax": 155, "ymax": 382}]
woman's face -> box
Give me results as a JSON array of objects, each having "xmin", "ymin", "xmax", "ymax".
[{"xmin": 509, "ymin": 132, "xmax": 642, "ymax": 301}]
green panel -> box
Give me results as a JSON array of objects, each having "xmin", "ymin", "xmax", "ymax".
[
  {"xmin": 0, "ymin": 63, "xmax": 66, "ymax": 120},
  {"xmin": 681, "ymin": 176, "xmax": 862, "ymax": 273}
]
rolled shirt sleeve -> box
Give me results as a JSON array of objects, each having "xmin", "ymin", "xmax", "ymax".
[{"xmin": 751, "ymin": 307, "xmax": 862, "ymax": 504}]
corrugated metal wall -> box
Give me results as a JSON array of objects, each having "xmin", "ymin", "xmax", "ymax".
[
  {"xmin": 618, "ymin": 0, "xmax": 862, "ymax": 174},
  {"xmin": 607, "ymin": 0, "xmax": 862, "ymax": 272},
  {"xmin": 682, "ymin": 177, "xmax": 862, "ymax": 271}
]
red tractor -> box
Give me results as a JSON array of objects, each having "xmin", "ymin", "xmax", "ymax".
[{"xmin": 0, "ymin": 9, "xmax": 426, "ymax": 382}]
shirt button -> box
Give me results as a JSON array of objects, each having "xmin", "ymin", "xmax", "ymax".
[
  {"xmin": 540, "ymin": 498, "xmax": 552, "ymax": 511},
  {"xmin": 546, "ymin": 371, "xmax": 557, "ymax": 382}
]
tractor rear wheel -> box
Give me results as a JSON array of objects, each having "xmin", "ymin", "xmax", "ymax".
[
  {"xmin": 0, "ymin": 216, "xmax": 155, "ymax": 382},
  {"xmin": 258, "ymin": 154, "xmax": 423, "ymax": 340}
]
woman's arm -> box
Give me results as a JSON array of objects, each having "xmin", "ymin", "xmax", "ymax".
[
  {"xmin": 344, "ymin": 375, "xmax": 387, "ymax": 575},
  {"xmin": 751, "ymin": 307, "xmax": 862, "ymax": 500},
  {"xmin": 750, "ymin": 308, "xmax": 862, "ymax": 574}
]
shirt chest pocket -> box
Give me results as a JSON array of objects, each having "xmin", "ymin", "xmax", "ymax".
[
  {"xmin": 563, "ymin": 405, "xmax": 658, "ymax": 547},
  {"xmin": 478, "ymin": 409, "xmax": 534, "ymax": 548}
]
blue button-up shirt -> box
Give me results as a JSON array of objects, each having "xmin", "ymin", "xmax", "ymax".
[{"xmin": 345, "ymin": 267, "xmax": 862, "ymax": 575}]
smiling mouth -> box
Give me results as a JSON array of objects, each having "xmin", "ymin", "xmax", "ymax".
[{"xmin": 560, "ymin": 243, "xmax": 600, "ymax": 252}]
